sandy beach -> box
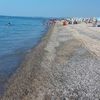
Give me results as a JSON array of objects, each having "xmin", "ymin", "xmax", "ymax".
[{"xmin": 1, "ymin": 23, "xmax": 100, "ymax": 100}]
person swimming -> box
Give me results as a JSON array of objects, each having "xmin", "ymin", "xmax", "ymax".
[{"xmin": 8, "ymin": 22, "xmax": 11, "ymax": 25}]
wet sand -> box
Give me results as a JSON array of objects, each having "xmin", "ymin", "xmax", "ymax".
[{"xmin": 1, "ymin": 23, "xmax": 100, "ymax": 100}]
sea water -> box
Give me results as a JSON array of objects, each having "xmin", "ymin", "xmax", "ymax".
[{"xmin": 0, "ymin": 16, "xmax": 49, "ymax": 95}]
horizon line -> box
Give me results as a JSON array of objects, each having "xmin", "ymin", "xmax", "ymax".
[{"xmin": 0, "ymin": 14, "xmax": 100, "ymax": 19}]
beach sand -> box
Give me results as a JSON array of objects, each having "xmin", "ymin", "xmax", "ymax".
[{"xmin": 1, "ymin": 23, "xmax": 100, "ymax": 100}]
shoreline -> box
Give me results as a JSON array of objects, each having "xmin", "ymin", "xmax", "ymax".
[
  {"xmin": 1, "ymin": 23, "xmax": 100, "ymax": 100},
  {"xmin": 0, "ymin": 17, "xmax": 51, "ymax": 96},
  {"xmin": 1, "ymin": 24, "xmax": 54, "ymax": 99},
  {"xmin": 0, "ymin": 25, "xmax": 50, "ymax": 96}
]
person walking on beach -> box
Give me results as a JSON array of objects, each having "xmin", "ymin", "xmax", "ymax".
[{"xmin": 92, "ymin": 17, "xmax": 97, "ymax": 27}]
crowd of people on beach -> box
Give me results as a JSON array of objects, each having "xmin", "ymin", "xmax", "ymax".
[{"xmin": 47, "ymin": 17, "xmax": 100, "ymax": 27}]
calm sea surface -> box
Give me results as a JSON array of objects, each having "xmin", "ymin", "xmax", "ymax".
[{"xmin": 0, "ymin": 16, "xmax": 49, "ymax": 94}]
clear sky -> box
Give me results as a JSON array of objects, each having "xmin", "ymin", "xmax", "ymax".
[{"xmin": 0, "ymin": 0, "xmax": 99, "ymax": 17}]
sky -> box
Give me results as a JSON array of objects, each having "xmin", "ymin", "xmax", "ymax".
[{"xmin": 0, "ymin": 0, "xmax": 99, "ymax": 17}]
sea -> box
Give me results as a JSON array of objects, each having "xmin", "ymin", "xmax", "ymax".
[{"xmin": 0, "ymin": 16, "xmax": 49, "ymax": 95}]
